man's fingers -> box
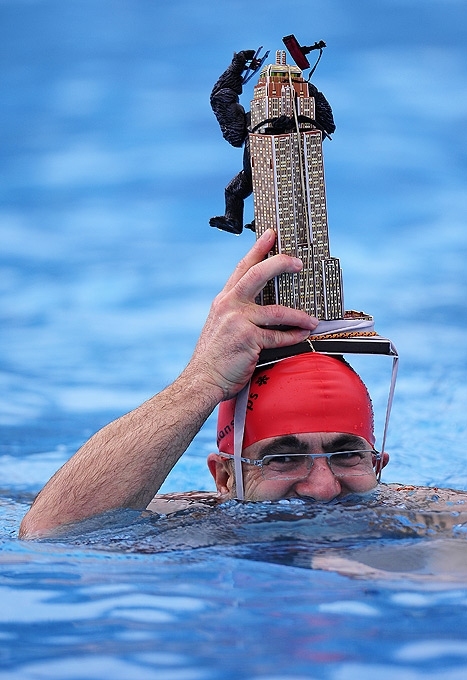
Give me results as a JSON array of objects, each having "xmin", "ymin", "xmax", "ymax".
[
  {"xmin": 259, "ymin": 326, "xmax": 315, "ymax": 349},
  {"xmin": 251, "ymin": 303, "xmax": 318, "ymax": 333},
  {"xmin": 222, "ymin": 229, "xmax": 277, "ymax": 293},
  {"xmin": 233, "ymin": 251, "xmax": 304, "ymax": 302}
]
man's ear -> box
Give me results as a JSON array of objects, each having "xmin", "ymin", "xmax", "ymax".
[
  {"xmin": 373, "ymin": 451, "xmax": 390, "ymax": 475},
  {"xmin": 207, "ymin": 453, "xmax": 233, "ymax": 495}
]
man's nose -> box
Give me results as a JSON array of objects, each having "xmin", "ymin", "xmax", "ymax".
[{"xmin": 292, "ymin": 457, "xmax": 341, "ymax": 501}]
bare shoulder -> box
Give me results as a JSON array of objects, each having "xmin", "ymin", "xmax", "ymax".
[
  {"xmin": 145, "ymin": 491, "xmax": 221, "ymax": 516},
  {"xmin": 380, "ymin": 483, "xmax": 467, "ymax": 511}
]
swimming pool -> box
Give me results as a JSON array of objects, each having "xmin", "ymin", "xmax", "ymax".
[
  {"xmin": 4, "ymin": 489, "xmax": 467, "ymax": 678},
  {"xmin": 2, "ymin": 1, "xmax": 467, "ymax": 677}
]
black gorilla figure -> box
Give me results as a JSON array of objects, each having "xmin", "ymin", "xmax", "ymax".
[{"xmin": 209, "ymin": 50, "xmax": 336, "ymax": 235}]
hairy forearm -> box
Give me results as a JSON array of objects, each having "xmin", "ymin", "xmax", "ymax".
[
  {"xmin": 19, "ymin": 229, "xmax": 317, "ymax": 538},
  {"xmin": 19, "ymin": 366, "xmax": 222, "ymax": 538}
]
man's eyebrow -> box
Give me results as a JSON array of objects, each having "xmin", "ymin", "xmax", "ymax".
[
  {"xmin": 323, "ymin": 434, "xmax": 370, "ymax": 451},
  {"xmin": 257, "ymin": 436, "xmax": 308, "ymax": 458}
]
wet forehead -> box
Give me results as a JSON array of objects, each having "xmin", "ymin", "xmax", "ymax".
[{"xmin": 243, "ymin": 432, "xmax": 371, "ymax": 459}]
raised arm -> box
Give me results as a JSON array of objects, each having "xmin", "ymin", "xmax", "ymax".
[{"xmin": 19, "ymin": 229, "xmax": 317, "ymax": 538}]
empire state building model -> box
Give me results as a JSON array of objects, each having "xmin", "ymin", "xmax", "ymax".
[{"xmin": 249, "ymin": 50, "xmax": 344, "ymax": 320}]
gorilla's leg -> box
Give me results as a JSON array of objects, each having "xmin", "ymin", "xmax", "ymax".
[{"xmin": 209, "ymin": 169, "xmax": 252, "ymax": 235}]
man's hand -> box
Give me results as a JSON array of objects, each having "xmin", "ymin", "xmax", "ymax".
[{"xmin": 188, "ymin": 228, "xmax": 318, "ymax": 400}]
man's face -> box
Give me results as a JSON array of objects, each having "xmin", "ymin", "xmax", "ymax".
[{"xmin": 212, "ymin": 432, "xmax": 382, "ymax": 502}]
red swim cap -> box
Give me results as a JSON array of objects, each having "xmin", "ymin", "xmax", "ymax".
[{"xmin": 216, "ymin": 353, "xmax": 375, "ymax": 453}]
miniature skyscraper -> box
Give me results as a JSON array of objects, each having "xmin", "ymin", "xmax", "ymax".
[{"xmin": 250, "ymin": 50, "xmax": 344, "ymax": 320}]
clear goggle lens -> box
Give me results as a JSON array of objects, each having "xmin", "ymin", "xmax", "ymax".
[{"xmin": 260, "ymin": 451, "xmax": 379, "ymax": 480}]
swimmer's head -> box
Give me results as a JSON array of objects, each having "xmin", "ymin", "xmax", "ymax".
[{"xmin": 216, "ymin": 352, "xmax": 375, "ymax": 453}]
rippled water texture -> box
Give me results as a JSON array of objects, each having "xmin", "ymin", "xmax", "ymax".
[{"xmin": 1, "ymin": 0, "xmax": 467, "ymax": 678}]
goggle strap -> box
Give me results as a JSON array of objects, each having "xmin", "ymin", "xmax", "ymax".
[
  {"xmin": 233, "ymin": 380, "xmax": 251, "ymax": 501},
  {"xmin": 378, "ymin": 354, "xmax": 399, "ymax": 480}
]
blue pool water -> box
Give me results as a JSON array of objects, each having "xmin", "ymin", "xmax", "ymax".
[{"xmin": 1, "ymin": 0, "xmax": 467, "ymax": 677}]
